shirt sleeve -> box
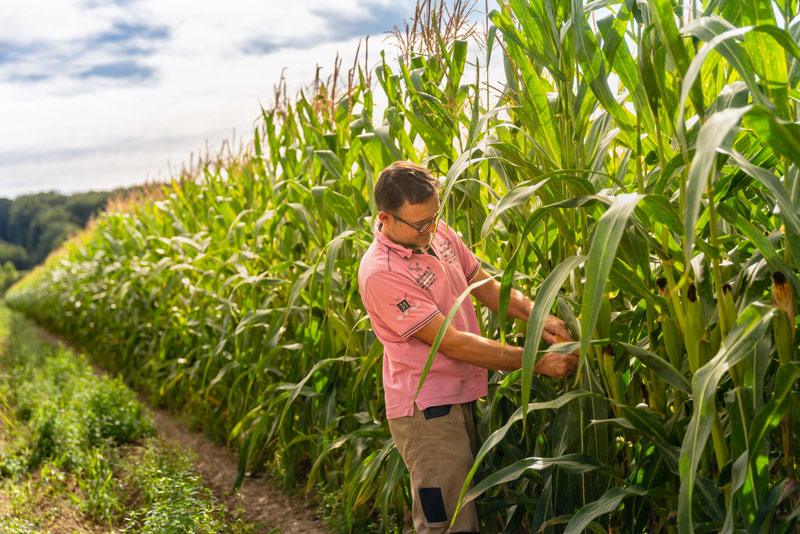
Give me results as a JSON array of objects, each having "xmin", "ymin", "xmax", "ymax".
[
  {"xmin": 360, "ymin": 271, "xmax": 442, "ymax": 340},
  {"xmin": 444, "ymin": 224, "xmax": 480, "ymax": 282}
]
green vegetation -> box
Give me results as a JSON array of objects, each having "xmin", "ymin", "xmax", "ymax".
[
  {"xmin": 0, "ymin": 261, "xmax": 19, "ymax": 296},
  {"xmin": 0, "ymin": 305, "xmax": 254, "ymax": 532},
  {"xmin": 0, "ymin": 188, "xmax": 145, "ymax": 270},
  {"xmin": 6, "ymin": 0, "xmax": 800, "ymax": 531}
]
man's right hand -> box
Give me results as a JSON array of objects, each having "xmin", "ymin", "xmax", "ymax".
[{"xmin": 534, "ymin": 352, "xmax": 579, "ymax": 378}]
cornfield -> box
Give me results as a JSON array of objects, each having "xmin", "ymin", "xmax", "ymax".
[{"xmin": 6, "ymin": 0, "xmax": 800, "ymax": 531}]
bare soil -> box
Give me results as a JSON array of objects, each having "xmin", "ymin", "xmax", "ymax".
[
  {"xmin": 32, "ymin": 325, "xmax": 330, "ymax": 534},
  {"xmin": 0, "ymin": 471, "xmax": 104, "ymax": 533}
]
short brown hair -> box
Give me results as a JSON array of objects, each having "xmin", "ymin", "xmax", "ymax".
[{"xmin": 374, "ymin": 161, "xmax": 438, "ymax": 212}]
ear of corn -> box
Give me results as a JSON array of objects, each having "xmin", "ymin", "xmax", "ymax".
[{"xmin": 6, "ymin": 0, "xmax": 800, "ymax": 531}]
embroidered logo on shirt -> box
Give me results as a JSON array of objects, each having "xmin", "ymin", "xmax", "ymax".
[
  {"xmin": 415, "ymin": 266, "xmax": 437, "ymax": 289},
  {"xmin": 393, "ymin": 295, "xmax": 418, "ymax": 320},
  {"xmin": 438, "ymin": 239, "xmax": 457, "ymax": 265}
]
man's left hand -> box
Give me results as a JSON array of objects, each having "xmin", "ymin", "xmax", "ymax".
[{"xmin": 542, "ymin": 315, "xmax": 573, "ymax": 345}]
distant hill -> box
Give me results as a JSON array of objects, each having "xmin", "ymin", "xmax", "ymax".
[{"xmin": 0, "ymin": 187, "xmax": 143, "ymax": 269}]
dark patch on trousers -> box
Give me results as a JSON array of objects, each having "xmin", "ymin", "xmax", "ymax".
[
  {"xmin": 422, "ymin": 404, "xmax": 451, "ymax": 419},
  {"xmin": 418, "ymin": 487, "xmax": 448, "ymax": 523}
]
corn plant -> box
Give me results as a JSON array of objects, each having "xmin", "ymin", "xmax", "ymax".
[{"xmin": 6, "ymin": 0, "xmax": 800, "ymax": 531}]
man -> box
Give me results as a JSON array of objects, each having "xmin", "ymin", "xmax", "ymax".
[{"xmin": 357, "ymin": 161, "xmax": 578, "ymax": 533}]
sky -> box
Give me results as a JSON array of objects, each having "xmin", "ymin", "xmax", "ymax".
[{"xmin": 0, "ymin": 0, "xmax": 432, "ymax": 198}]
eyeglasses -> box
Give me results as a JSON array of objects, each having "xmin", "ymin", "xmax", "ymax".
[{"xmin": 391, "ymin": 212, "xmax": 439, "ymax": 234}]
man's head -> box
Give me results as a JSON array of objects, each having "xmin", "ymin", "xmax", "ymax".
[{"xmin": 375, "ymin": 161, "xmax": 440, "ymax": 251}]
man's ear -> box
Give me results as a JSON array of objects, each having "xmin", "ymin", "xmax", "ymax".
[{"xmin": 378, "ymin": 211, "xmax": 391, "ymax": 225}]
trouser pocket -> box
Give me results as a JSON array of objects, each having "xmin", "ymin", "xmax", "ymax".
[{"xmin": 422, "ymin": 404, "xmax": 451, "ymax": 420}]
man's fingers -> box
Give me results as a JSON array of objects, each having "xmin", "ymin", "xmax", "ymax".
[
  {"xmin": 548, "ymin": 325, "xmax": 573, "ymax": 342},
  {"xmin": 541, "ymin": 352, "xmax": 579, "ymax": 378},
  {"xmin": 560, "ymin": 353, "xmax": 578, "ymax": 372},
  {"xmin": 544, "ymin": 316, "xmax": 574, "ymax": 342},
  {"xmin": 565, "ymin": 353, "xmax": 579, "ymax": 373},
  {"xmin": 544, "ymin": 329, "xmax": 572, "ymax": 344},
  {"xmin": 542, "ymin": 331, "xmax": 558, "ymax": 345}
]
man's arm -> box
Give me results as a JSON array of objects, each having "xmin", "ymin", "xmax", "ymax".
[
  {"xmin": 469, "ymin": 267, "xmax": 531, "ymax": 320},
  {"xmin": 469, "ymin": 267, "xmax": 574, "ymax": 344},
  {"xmin": 412, "ymin": 314, "xmax": 578, "ymax": 376}
]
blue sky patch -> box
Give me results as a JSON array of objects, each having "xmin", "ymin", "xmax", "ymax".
[
  {"xmin": 0, "ymin": 41, "xmax": 45, "ymax": 66},
  {"xmin": 0, "ymin": 19, "xmax": 168, "ymax": 84},
  {"xmin": 243, "ymin": 1, "xmax": 412, "ymax": 55},
  {"xmin": 8, "ymin": 73, "xmax": 52, "ymax": 83},
  {"xmin": 78, "ymin": 61, "xmax": 155, "ymax": 80},
  {"xmin": 241, "ymin": 36, "xmax": 316, "ymax": 55},
  {"xmin": 93, "ymin": 22, "xmax": 169, "ymax": 45},
  {"xmin": 312, "ymin": 2, "xmax": 412, "ymax": 41}
]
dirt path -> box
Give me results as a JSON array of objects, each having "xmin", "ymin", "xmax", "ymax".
[
  {"xmin": 147, "ymin": 405, "xmax": 328, "ymax": 533},
  {"xmin": 33, "ymin": 326, "xmax": 330, "ymax": 534}
]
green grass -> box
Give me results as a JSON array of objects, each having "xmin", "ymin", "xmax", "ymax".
[{"xmin": 0, "ymin": 305, "xmax": 255, "ymax": 532}]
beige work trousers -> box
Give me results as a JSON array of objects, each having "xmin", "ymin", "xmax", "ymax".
[{"xmin": 388, "ymin": 402, "xmax": 481, "ymax": 533}]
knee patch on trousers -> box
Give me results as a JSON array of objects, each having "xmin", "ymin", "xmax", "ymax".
[{"xmin": 418, "ymin": 487, "xmax": 448, "ymax": 523}]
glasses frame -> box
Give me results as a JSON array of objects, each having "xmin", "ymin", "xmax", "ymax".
[{"xmin": 390, "ymin": 211, "xmax": 440, "ymax": 234}]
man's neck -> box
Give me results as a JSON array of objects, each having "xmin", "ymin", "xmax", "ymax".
[
  {"xmin": 415, "ymin": 245, "xmax": 437, "ymax": 257},
  {"xmin": 379, "ymin": 223, "xmax": 416, "ymax": 251}
]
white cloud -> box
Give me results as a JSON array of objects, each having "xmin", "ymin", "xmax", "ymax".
[
  {"xmin": 0, "ymin": 0, "xmax": 417, "ymax": 197},
  {"xmin": 0, "ymin": 2, "xmax": 125, "ymax": 42}
]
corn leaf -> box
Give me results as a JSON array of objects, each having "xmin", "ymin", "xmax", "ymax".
[
  {"xmin": 678, "ymin": 304, "xmax": 774, "ymax": 534},
  {"xmin": 565, "ymin": 486, "xmax": 648, "ymax": 534}
]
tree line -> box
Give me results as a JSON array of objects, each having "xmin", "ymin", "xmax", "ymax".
[{"xmin": 0, "ymin": 188, "xmax": 138, "ymax": 270}]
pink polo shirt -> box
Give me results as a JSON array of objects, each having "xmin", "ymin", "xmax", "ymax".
[{"xmin": 358, "ymin": 220, "xmax": 488, "ymax": 419}]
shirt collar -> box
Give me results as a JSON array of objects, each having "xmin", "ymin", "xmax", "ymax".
[{"xmin": 374, "ymin": 221, "xmax": 415, "ymax": 259}]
